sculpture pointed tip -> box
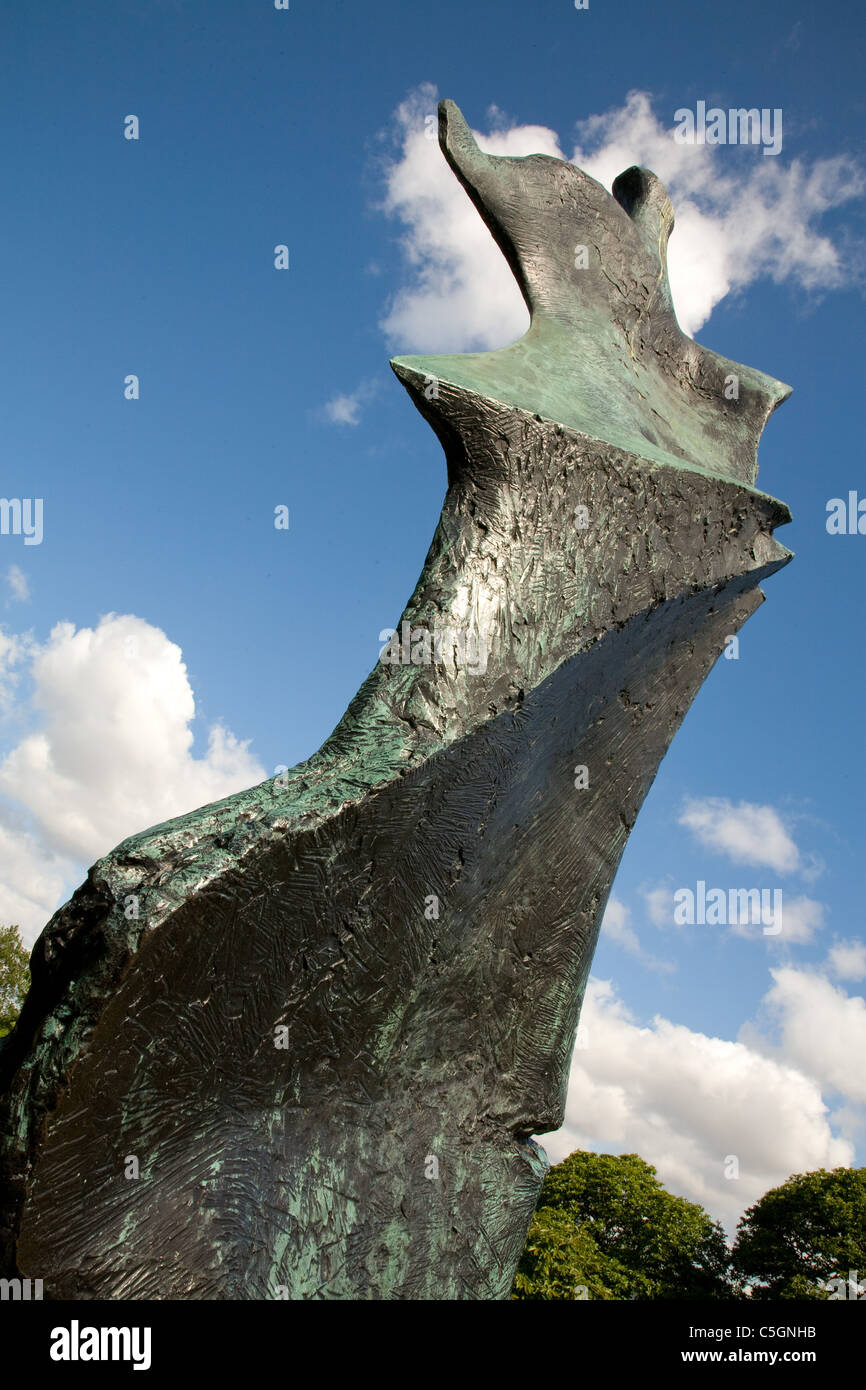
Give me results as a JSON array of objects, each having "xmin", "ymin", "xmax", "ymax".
[
  {"xmin": 438, "ymin": 99, "xmax": 472, "ymax": 151},
  {"xmin": 612, "ymin": 165, "xmax": 675, "ymax": 250},
  {"xmin": 773, "ymin": 378, "xmax": 794, "ymax": 409},
  {"xmin": 437, "ymin": 99, "xmax": 491, "ymax": 189}
]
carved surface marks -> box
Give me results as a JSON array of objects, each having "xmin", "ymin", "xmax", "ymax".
[
  {"xmin": 0, "ymin": 99, "xmax": 792, "ymax": 1299},
  {"xmin": 17, "ymin": 590, "xmax": 761, "ymax": 1298},
  {"xmin": 2, "ymin": 395, "xmax": 789, "ymax": 1297}
]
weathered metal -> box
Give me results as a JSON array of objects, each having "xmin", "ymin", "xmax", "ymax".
[{"xmin": 0, "ymin": 99, "xmax": 791, "ymax": 1300}]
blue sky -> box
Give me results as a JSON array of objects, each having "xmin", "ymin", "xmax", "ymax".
[{"xmin": 0, "ymin": 0, "xmax": 864, "ymax": 1229}]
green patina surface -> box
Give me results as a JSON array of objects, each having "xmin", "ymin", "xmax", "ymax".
[
  {"xmin": 0, "ymin": 100, "xmax": 793, "ymax": 1301},
  {"xmin": 395, "ymin": 101, "xmax": 790, "ymax": 490}
]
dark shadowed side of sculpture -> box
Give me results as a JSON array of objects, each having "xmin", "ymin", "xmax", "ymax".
[{"xmin": 0, "ymin": 99, "xmax": 792, "ymax": 1300}]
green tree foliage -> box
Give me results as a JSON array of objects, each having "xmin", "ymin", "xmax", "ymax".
[
  {"xmin": 0, "ymin": 923, "xmax": 30, "ymax": 1036},
  {"xmin": 513, "ymin": 1149, "xmax": 732, "ymax": 1300},
  {"xmin": 732, "ymin": 1167, "xmax": 866, "ymax": 1299},
  {"xmin": 513, "ymin": 1207, "xmax": 643, "ymax": 1300}
]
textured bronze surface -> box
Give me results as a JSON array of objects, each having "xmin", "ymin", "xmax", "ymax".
[{"xmin": 0, "ymin": 100, "xmax": 791, "ymax": 1300}]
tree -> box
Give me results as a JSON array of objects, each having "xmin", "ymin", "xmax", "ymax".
[
  {"xmin": 732, "ymin": 1167, "xmax": 866, "ymax": 1299},
  {"xmin": 0, "ymin": 923, "xmax": 30, "ymax": 1036},
  {"xmin": 512, "ymin": 1207, "xmax": 647, "ymax": 1300},
  {"xmin": 513, "ymin": 1149, "xmax": 732, "ymax": 1299}
]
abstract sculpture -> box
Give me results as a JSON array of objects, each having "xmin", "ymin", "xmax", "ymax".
[{"xmin": 0, "ymin": 100, "xmax": 792, "ymax": 1300}]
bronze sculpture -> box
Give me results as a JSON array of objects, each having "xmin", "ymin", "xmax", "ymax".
[{"xmin": 0, "ymin": 100, "xmax": 792, "ymax": 1300}]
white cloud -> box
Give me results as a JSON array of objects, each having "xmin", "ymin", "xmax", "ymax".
[
  {"xmin": 731, "ymin": 893, "xmax": 825, "ymax": 945},
  {"xmin": 379, "ymin": 85, "xmax": 553, "ymax": 352},
  {"xmin": 601, "ymin": 895, "xmax": 642, "ymax": 954},
  {"xmin": 828, "ymin": 1105, "xmax": 865, "ymax": 1145},
  {"xmin": 571, "ymin": 93, "xmax": 863, "ymax": 334},
  {"xmin": 744, "ymin": 967, "xmax": 866, "ymax": 1106},
  {"xmin": 0, "ymin": 614, "xmax": 266, "ymax": 946},
  {"xmin": 826, "ymin": 939, "xmax": 866, "ymax": 981},
  {"xmin": 324, "ymin": 389, "xmax": 364, "ymax": 426},
  {"xmin": 678, "ymin": 797, "xmax": 801, "ymax": 874},
  {"xmin": 0, "ymin": 627, "xmax": 34, "ymax": 714},
  {"xmin": 379, "ymin": 86, "xmax": 863, "ymax": 346},
  {"xmin": 643, "ymin": 878, "xmax": 824, "ymax": 945},
  {"xmin": 644, "ymin": 883, "xmax": 676, "ymax": 928},
  {"xmin": 0, "ymin": 818, "xmax": 73, "ymax": 946},
  {"xmin": 540, "ymin": 977, "xmax": 852, "ymax": 1230},
  {"xmin": 5, "ymin": 565, "xmax": 30, "ymax": 603},
  {"xmin": 323, "ymin": 378, "xmax": 382, "ymax": 426},
  {"xmin": 601, "ymin": 894, "xmax": 675, "ymax": 973}
]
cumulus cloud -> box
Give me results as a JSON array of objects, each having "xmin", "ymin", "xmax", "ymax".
[
  {"xmin": 678, "ymin": 797, "xmax": 801, "ymax": 874},
  {"xmin": 0, "ymin": 613, "xmax": 266, "ymax": 946},
  {"xmin": 379, "ymin": 85, "xmax": 556, "ymax": 352},
  {"xmin": 379, "ymin": 85, "xmax": 863, "ymax": 345},
  {"xmin": 744, "ymin": 967, "xmax": 866, "ymax": 1106},
  {"xmin": 730, "ymin": 893, "xmax": 825, "ymax": 945},
  {"xmin": 570, "ymin": 92, "xmax": 863, "ymax": 333},
  {"xmin": 642, "ymin": 878, "xmax": 824, "ymax": 946},
  {"xmin": 0, "ymin": 818, "xmax": 72, "ymax": 947},
  {"xmin": 539, "ymin": 977, "xmax": 853, "ymax": 1230},
  {"xmin": 826, "ymin": 938, "xmax": 866, "ymax": 981}
]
